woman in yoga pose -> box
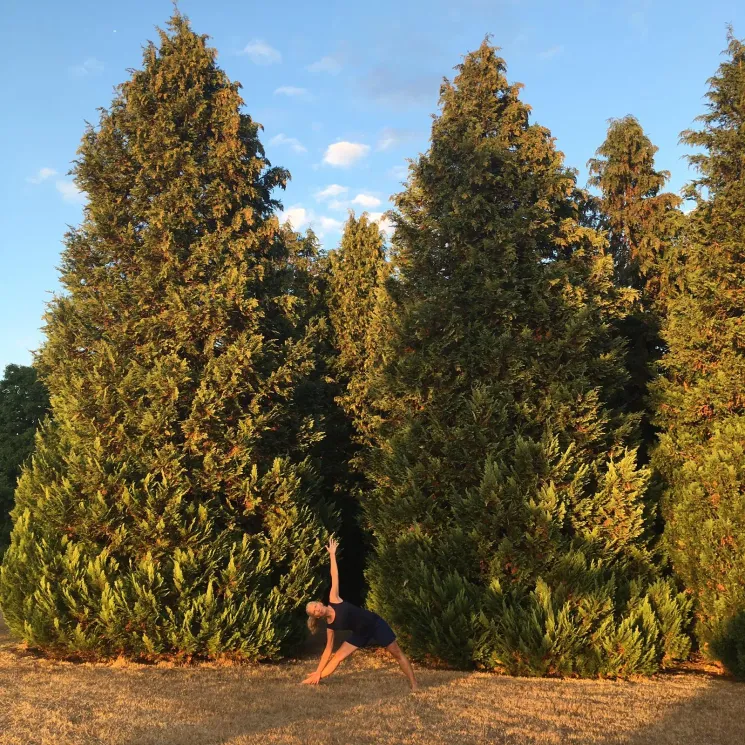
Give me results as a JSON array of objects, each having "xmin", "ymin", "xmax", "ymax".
[{"xmin": 302, "ymin": 537, "xmax": 418, "ymax": 691}]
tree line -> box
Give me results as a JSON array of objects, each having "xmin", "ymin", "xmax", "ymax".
[{"xmin": 1, "ymin": 12, "xmax": 743, "ymax": 678}]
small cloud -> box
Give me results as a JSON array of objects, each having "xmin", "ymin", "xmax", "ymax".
[
  {"xmin": 278, "ymin": 206, "xmax": 343, "ymax": 239},
  {"xmin": 368, "ymin": 211, "xmax": 394, "ymax": 236},
  {"xmin": 240, "ymin": 40, "xmax": 281, "ymax": 65},
  {"xmin": 311, "ymin": 122, "xmax": 324, "ymax": 132},
  {"xmin": 328, "ymin": 199, "xmax": 348, "ymax": 210},
  {"xmin": 69, "ymin": 58, "xmax": 104, "ymax": 77},
  {"xmin": 26, "ymin": 167, "xmax": 58, "ymax": 184},
  {"xmin": 538, "ymin": 45, "xmax": 564, "ymax": 60},
  {"xmin": 351, "ymin": 193, "xmax": 381, "ymax": 208},
  {"xmin": 315, "ymin": 184, "xmax": 348, "ymax": 201},
  {"xmin": 269, "ymin": 133, "xmax": 307, "ymax": 153},
  {"xmin": 376, "ymin": 128, "xmax": 416, "ymax": 151},
  {"xmin": 274, "ymin": 86, "xmax": 311, "ymax": 99},
  {"xmin": 318, "ymin": 216, "xmax": 344, "ymax": 235},
  {"xmin": 323, "ymin": 141, "xmax": 370, "ymax": 168},
  {"xmin": 56, "ymin": 180, "xmax": 86, "ymax": 204},
  {"xmin": 307, "ymin": 55, "xmax": 341, "ymax": 74},
  {"xmin": 361, "ymin": 66, "xmax": 439, "ymax": 109},
  {"xmin": 279, "ymin": 206, "xmax": 309, "ymax": 229},
  {"xmin": 389, "ymin": 164, "xmax": 409, "ymax": 180}
]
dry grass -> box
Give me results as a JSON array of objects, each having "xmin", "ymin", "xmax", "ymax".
[{"xmin": 1, "ymin": 613, "xmax": 744, "ymax": 745}]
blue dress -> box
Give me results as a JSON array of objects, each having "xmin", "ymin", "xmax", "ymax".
[{"xmin": 327, "ymin": 600, "xmax": 397, "ymax": 647}]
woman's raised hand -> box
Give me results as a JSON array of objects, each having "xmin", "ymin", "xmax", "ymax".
[{"xmin": 326, "ymin": 536, "xmax": 339, "ymax": 555}]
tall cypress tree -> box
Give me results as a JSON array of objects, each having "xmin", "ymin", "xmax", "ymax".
[
  {"xmin": 588, "ymin": 116, "xmax": 683, "ymax": 308},
  {"xmin": 0, "ymin": 365, "xmax": 50, "ymax": 557},
  {"xmin": 285, "ymin": 226, "xmax": 366, "ymax": 604},
  {"xmin": 325, "ymin": 212, "xmax": 393, "ymax": 603},
  {"xmin": 649, "ymin": 29, "xmax": 745, "ymax": 677},
  {"xmin": 328, "ymin": 212, "xmax": 392, "ymax": 450},
  {"xmin": 365, "ymin": 41, "xmax": 691, "ymax": 676},
  {"xmin": 0, "ymin": 12, "xmax": 330, "ymax": 661},
  {"xmin": 587, "ymin": 117, "xmax": 684, "ymax": 511}
]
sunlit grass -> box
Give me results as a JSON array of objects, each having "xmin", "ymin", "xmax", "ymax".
[{"xmin": 2, "ymin": 612, "xmax": 743, "ymax": 744}]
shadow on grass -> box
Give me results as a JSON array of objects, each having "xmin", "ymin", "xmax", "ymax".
[
  {"xmin": 4, "ymin": 609, "xmax": 745, "ymax": 745},
  {"xmin": 619, "ymin": 666, "xmax": 745, "ymax": 745}
]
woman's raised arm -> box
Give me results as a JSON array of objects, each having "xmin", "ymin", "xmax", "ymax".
[{"xmin": 327, "ymin": 537, "xmax": 342, "ymax": 603}]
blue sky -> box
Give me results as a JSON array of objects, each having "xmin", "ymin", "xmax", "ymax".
[{"xmin": 1, "ymin": 0, "xmax": 743, "ymax": 375}]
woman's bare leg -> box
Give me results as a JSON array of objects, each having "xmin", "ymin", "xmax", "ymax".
[
  {"xmin": 386, "ymin": 641, "xmax": 418, "ymax": 690},
  {"xmin": 319, "ymin": 641, "xmax": 358, "ymax": 680}
]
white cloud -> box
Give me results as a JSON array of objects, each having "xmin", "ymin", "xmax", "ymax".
[
  {"xmin": 319, "ymin": 216, "xmax": 343, "ymax": 234},
  {"xmin": 368, "ymin": 212, "xmax": 395, "ymax": 236},
  {"xmin": 269, "ymin": 133, "xmax": 307, "ymax": 153},
  {"xmin": 538, "ymin": 45, "xmax": 564, "ymax": 60},
  {"xmin": 379, "ymin": 218, "xmax": 395, "ymax": 236},
  {"xmin": 56, "ymin": 180, "xmax": 86, "ymax": 204},
  {"xmin": 376, "ymin": 127, "xmax": 416, "ymax": 151},
  {"xmin": 69, "ymin": 58, "xmax": 104, "ymax": 77},
  {"xmin": 279, "ymin": 206, "xmax": 309, "ymax": 229},
  {"xmin": 26, "ymin": 167, "xmax": 58, "ymax": 184},
  {"xmin": 274, "ymin": 86, "xmax": 310, "ymax": 98},
  {"xmin": 377, "ymin": 134, "xmax": 398, "ymax": 152},
  {"xmin": 351, "ymin": 193, "xmax": 381, "ymax": 208},
  {"xmin": 241, "ymin": 40, "xmax": 281, "ymax": 65},
  {"xmin": 328, "ymin": 199, "xmax": 347, "ymax": 210},
  {"xmin": 323, "ymin": 141, "xmax": 370, "ymax": 168},
  {"xmin": 389, "ymin": 164, "xmax": 409, "ymax": 180},
  {"xmin": 315, "ymin": 184, "xmax": 348, "ymax": 201},
  {"xmin": 362, "ymin": 67, "xmax": 438, "ymax": 109},
  {"xmin": 278, "ymin": 206, "xmax": 343, "ymax": 239},
  {"xmin": 307, "ymin": 55, "xmax": 341, "ymax": 74}
]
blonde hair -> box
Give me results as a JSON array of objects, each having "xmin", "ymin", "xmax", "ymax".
[{"xmin": 306, "ymin": 601, "xmax": 322, "ymax": 634}]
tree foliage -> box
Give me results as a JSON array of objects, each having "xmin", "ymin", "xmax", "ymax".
[
  {"xmin": 363, "ymin": 41, "xmax": 691, "ymax": 676},
  {"xmin": 0, "ymin": 12, "xmax": 332, "ymax": 661},
  {"xmin": 0, "ymin": 365, "xmax": 50, "ymax": 557},
  {"xmin": 649, "ymin": 28, "xmax": 745, "ymax": 678}
]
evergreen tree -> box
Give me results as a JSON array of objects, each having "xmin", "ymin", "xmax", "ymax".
[
  {"xmin": 588, "ymin": 116, "xmax": 683, "ymax": 309},
  {"xmin": 328, "ymin": 212, "xmax": 392, "ymax": 450},
  {"xmin": 325, "ymin": 212, "xmax": 394, "ymax": 603},
  {"xmin": 0, "ymin": 364, "xmax": 50, "ymax": 556},
  {"xmin": 0, "ymin": 12, "xmax": 331, "ymax": 661},
  {"xmin": 286, "ymin": 227, "xmax": 366, "ymax": 604},
  {"xmin": 364, "ymin": 41, "xmax": 691, "ymax": 676},
  {"xmin": 649, "ymin": 29, "xmax": 745, "ymax": 677},
  {"xmin": 587, "ymin": 117, "xmax": 684, "ymax": 501}
]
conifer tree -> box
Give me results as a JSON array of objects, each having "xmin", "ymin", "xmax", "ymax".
[
  {"xmin": 328, "ymin": 212, "xmax": 392, "ymax": 450},
  {"xmin": 0, "ymin": 365, "xmax": 50, "ymax": 556},
  {"xmin": 286, "ymin": 227, "xmax": 366, "ymax": 603},
  {"xmin": 0, "ymin": 12, "xmax": 331, "ymax": 661},
  {"xmin": 649, "ymin": 29, "xmax": 745, "ymax": 677},
  {"xmin": 588, "ymin": 116, "xmax": 683, "ymax": 309},
  {"xmin": 364, "ymin": 41, "xmax": 691, "ymax": 676},
  {"xmin": 325, "ymin": 212, "xmax": 393, "ymax": 602},
  {"xmin": 588, "ymin": 117, "xmax": 684, "ymax": 476}
]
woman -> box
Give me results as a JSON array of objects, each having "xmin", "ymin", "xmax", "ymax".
[{"xmin": 302, "ymin": 537, "xmax": 418, "ymax": 691}]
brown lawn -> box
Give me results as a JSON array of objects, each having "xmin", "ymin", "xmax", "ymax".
[{"xmin": 1, "ymin": 611, "xmax": 744, "ymax": 745}]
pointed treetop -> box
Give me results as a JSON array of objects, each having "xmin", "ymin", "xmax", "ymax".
[{"xmin": 681, "ymin": 27, "xmax": 745, "ymax": 199}]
